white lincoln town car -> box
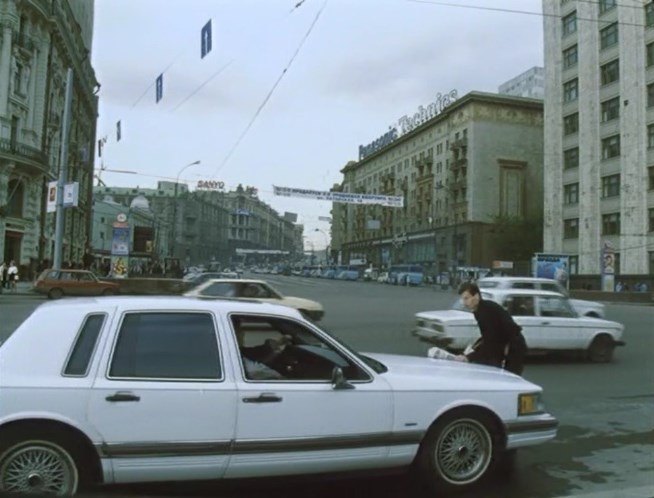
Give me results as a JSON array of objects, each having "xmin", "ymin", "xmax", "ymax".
[{"xmin": 0, "ymin": 297, "xmax": 557, "ymax": 495}]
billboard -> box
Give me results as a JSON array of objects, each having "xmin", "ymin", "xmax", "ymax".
[
  {"xmin": 46, "ymin": 181, "xmax": 57, "ymax": 213},
  {"xmin": 533, "ymin": 253, "xmax": 569, "ymax": 289},
  {"xmin": 111, "ymin": 226, "xmax": 130, "ymax": 256},
  {"xmin": 601, "ymin": 241, "xmax": 615, "ymax": 292}
]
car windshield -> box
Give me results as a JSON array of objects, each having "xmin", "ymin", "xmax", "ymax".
[
  {"xmin": 312, "ymin": 323, "xmax": 387, "ymax": 374},
  {"xmin": 477, "ymin": 281, "xmax": 499, "ymax": 288},
  {"xmin": 451, "ymin": 299, "xmax": 472, "ymax": 312}
]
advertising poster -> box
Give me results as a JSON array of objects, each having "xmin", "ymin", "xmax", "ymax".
[
  {"xmin": 111, "ymin": 256, "xmax": 129, "ymax": 279},
  {"xmin": 111, "ymin": 226, "xmax": 130, "ymax": 256},
  {"xmin": 534, "ymin": 253, "xmax": 569, "ymax": 289},
  {"xmin": 46, "ymin": 181, "xmax": 57, "ymax": 213},
  {"xmin": 601, "ymin": 241, "xmax": 615, "ymax": 292}
]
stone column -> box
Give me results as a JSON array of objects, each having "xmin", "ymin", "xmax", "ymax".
[
  {"xmin": 0, "ymin": 26, "xmax": 13, "ymax": 118},
  {"xmin": 0, "ymin": 162, "xmax": 16, "ymax": 258}
]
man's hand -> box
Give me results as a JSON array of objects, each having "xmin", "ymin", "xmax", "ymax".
[{"xmin": 453, "ymin": 355, "xmax": 469, "ymax": 363}]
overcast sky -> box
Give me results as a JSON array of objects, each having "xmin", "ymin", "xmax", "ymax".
[{"xmin": 91, "ymin": 0, "xmax": 544, "ymax": 249}]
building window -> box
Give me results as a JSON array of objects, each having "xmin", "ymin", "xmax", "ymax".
[
  {"xmin": 564, "ymin": 218, "xmax": 579, "ymax": 239},
  {"xmin": 649, "ymin": 124, "xmax": 654, "ymax": 149},
  {"xmin": 564, "ymin": 113, "xmax": 579, "ymax": 135},
  {"xmin": 647, "ymin": 2, "xmax": 654, "ymax": 28},
  {"xmin": 602, "ymin": 213, "xmax": 620, "ymax": 235},
  {"xmin": 601, "ymin": 174, "xmax": 620, "ymax": 197},
  {"xmin": 563, "ymin": 45, "xmax": 578, "ymax": 69},
  {"xmin": 601, "ymin": 135, "xmax": 620, "ymax": 159},
  {"xmin": 563, "ymin": 79, "xmax": 578, "ymax": 102},
  {"xmin": 649, "ymin": 83, "xmax": 654, "ymax": 107},
  {"xmin": 564, "ymin": 147, "xmax": 579, "ymax": 169},
  {"xmin": 562, "ymin": 11, "xmax": 577, "ymax": 36},
  {"xmin": 600, "ymin": 59, "xmax": 619, "ymax": 86},
  {"xmin": 564, "ymin": 183, "xmax": 579, "ymax": 204},
  {"xmin": 600, "ymin": 23, "xmax": 618, "ymax": 50},
  {"xmin": 599, "ymin": 0, "xmax": 616, "ymax": 14},
  {"xmin": 569, "ymin": 255, "xmax": 578, "ymax": 275},
  {"xmin": 650, "ymin": 208, "xmax": 654, "ymax": 232},
  {"xmin": 649, "ymin": 166, "xmax": 654, "ymax": 190},
  {"xmin": 648, "ymin": 42, "xmax": 654, "ymax": 66},
  {"xmin": 601, "ymin": 97, "xmax": 620, "ymax": 122},
  {"xmin": 649, "ymin": 252, "xmax": 654, "ymax": 275}
]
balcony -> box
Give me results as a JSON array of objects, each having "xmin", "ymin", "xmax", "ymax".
[
  {"xmin": 449, "ymin": 177, "xmax": 467, "ymax": 190},
  {"xmin": 12, "ymin": 33, "xmax": 36, "ymax": 53},
  {"xmin": 449, "ymin": 137, "xmax": 468, "ymax": 150},
  {"xmin": 449, "ymin": 156, "xmax": 467, "ymax": 171}
]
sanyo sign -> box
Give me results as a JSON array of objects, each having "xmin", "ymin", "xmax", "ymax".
[{"xmin": 358, "ymin": 89, "xmax": 458, "ymax": 160}]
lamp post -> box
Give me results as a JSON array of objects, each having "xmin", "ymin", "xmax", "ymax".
[
  {"xmin": 171, "ymin": 160, "xmax": 201, "ymax": 260},
  {"xmin": 314, "ymin": 228, "xmax": 330, "ymax": 264}
]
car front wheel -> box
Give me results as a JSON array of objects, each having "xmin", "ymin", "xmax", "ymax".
[
  {"xmin": 418, "ymin": 410, "xmax": 496, "ymax": 493},
  {"xmin": 0, "ymin": 437, "xmax": 79, "ymax": 495},
  {"xmin": 47, "ymin": 288, "xmax": 63, "ymax": 300},
  {"xmin": 588, "ymin": 334, "xmax": 615, "ymax": 363}
]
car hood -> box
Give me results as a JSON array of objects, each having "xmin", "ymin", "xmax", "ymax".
[
  {"xmin": 363, "ymin": 352, "xmax": 536, "ymax": 391},
  {"xmin": 415, "ymin": 309, "xmax": 473, "ymax": 324},
  {"xmin": 280, "ymin": 296, "xmax": 323, "ymax": 311}
]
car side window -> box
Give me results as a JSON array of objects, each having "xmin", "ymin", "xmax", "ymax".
[
  {"xmin": 201, "ymin": 282, "xmax": 237, "ymax": 297},
  {"xmin": 109, "ymin": 312, "xmax": 221, "ymax": 380},
  {"xmin": 46, "ymin": 270, "xmax": 59, "ymax": 279},
  {"xmin": 506, "ymin": 296, "xmax": 535, "ymax": 316},
  {"xmin": 538, "ymin": 296, "xmax": 576, "ymax": 318},
  {"xmin": 63, "ymin": 314, "xmax": 107, "ymax": 376},
  {"xmin": 513, "ymin": 282, "xmax": 535, "ymax": 289},
  {"xmin": 230, "ymin": 314, "xmax": 369, "ymax": 382}
]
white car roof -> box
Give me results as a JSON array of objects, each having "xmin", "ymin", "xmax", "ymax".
[
  {"xmin": 33, "ymin": 295, "xmax": 297, "ymax": 316},
  {"xmin": 479, "ymin": 277, "xmax": 560, "ymax": 284}
]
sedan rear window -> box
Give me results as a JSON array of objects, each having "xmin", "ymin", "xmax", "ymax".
[
  {"xmin": 478, "ymin": 281, "xmax": 498, "ymax": 288},
  {"xmin": 109, "ymin": 312, "xmax": 221, "ymax": 380},
  {"xmin": 64, "ymin": 314, "xmax": 106, "ymax": 376}
]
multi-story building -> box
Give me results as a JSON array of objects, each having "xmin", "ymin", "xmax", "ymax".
[
  {"xmin": 333, "ymin": 91, "xmax": 544, "ymax": 274},
  {"xmin": 223, "ymin": 185, "xmax": 301, "ymax": 262},
  {"xmin": 543, "ymin": 0, "xmax": 653, "ymax": 275},
  {"xmin": 0, "ymin": 0, "xmax": 98, "ymax": 277},
  {"xmin": 499, "ymin": 67, "xmax": 546, "ymax": 99},
  {"xmin": 95, "ymin": 182, "xmax": 302, "ymax": 267}
]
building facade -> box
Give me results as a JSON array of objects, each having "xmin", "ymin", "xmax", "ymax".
[
  {"xmin": 0, "ymin": 0, "xmax": 98, "ymax": 277},
  {"xmin": 95, "ymin": 182, "xmax": 303, "ymax": 267},
  {"xmin": 499, "ymin": 66, "xmax": 546, "ymax": 99},
  {"xmin": 333, "ymin": 92, "xmax": 544, "ymax": 275},
  {"xmin": 543, "ymin": 0, "xmax": 653, "ymax": 275}
]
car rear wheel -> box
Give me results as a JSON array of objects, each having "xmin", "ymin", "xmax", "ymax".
[
  {"xmin": 0, "ymin": 436, "xmax": 80, "ymax": 495},
  {"xmin": 588, "ymin": 334, "xmax": 615, "ymax": 363},
  {"xmin": 47, "ymin": 288, "xmax": 63, "ymax": 300},
  {"xmin": 418, "ymin": 410, "xmax": 496, "ymax": 493}
]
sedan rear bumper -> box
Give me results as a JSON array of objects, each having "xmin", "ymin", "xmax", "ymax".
[{"xmin": 504, "ymin": 414, "xmax": 558, "ymax": 449}]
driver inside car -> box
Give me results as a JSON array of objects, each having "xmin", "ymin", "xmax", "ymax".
[{"xmin": 234, "ymin": 322, "xmax": 291, "ymax": 380}]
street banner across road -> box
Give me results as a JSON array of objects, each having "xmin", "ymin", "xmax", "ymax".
[{"xmin": 273, "ymin": 185, "xmax": 403, "ymax": 208}]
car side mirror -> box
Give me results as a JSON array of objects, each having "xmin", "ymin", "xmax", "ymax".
[{"xmin": 331, "ymin": 367, "xmax": 354, "ymax": 390}]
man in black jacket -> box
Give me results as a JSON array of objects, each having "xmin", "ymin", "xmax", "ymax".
[{"xmin": 454, "ymin": 282, "xmax": 527, "ymax": 375}]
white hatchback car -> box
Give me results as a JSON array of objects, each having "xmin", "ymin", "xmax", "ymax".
[
  {"xmin": 414, "ymin": 289, "xmax": 625, "ymax": 362},
  {"xmin": 0, "ymin": 297, "xmax": 557, "ymax": 495},
  {"xmin": 477, "ymin": 277, "xmax": 605, "ymax": 318}
]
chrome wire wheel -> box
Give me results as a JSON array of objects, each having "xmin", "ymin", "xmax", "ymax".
[
  {"xmin": 0, "ymin": 440, "xmax": 78, "ymax": 495},
  {"xmin": 433, "ymin": 418, "xmax": 493, "ymax": 485}
]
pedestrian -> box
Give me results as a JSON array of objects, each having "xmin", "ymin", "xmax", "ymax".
[
  {"xmin": 454, "ymin": 282, "xmax": 527, "ymax": 375},
  {"xmin": 7, "ymin": 260, "xmax": 18, "ymax": 292}
]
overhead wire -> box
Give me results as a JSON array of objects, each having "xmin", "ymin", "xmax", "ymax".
[
  {"xmin": 407, "ymin": 0, "xmax": 647, "ymax": 28},
  {"xmin": 211, "ymin": 0, "xmax": 329, "ymax": 179}
]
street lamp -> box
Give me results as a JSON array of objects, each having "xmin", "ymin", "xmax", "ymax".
[
  {"xmin": 171, "ymin": 160, "xmax": 201, "ymax": 260},
  {"xmin": 314, "ymin": 228, "xmax": 330, "ymax": 264}
]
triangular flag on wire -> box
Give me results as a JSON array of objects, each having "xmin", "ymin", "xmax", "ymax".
[
  {"xmin": 201, "ymin": 20, "xmax": 212, "ymax": 58},
  {"xmin": 116, "ymin": 121, "xmax": 122, "ymax": 141},
  {"xmin": 156, "ymin": 74, "xmax": 163, "ymax": 103}
]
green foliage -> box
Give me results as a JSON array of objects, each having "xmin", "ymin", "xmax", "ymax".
[{"xmin": 491, "ymin": 215, "xmax": 543, "ymax": 261}]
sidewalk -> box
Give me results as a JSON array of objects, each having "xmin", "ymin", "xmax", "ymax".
[{"xmin": 0, "ymin": 281, "xmax": 40, "ymax": 297}]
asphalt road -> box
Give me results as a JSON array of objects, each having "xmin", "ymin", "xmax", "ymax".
[{"xmin": 1, "ymin": 276, "xmax": 653, "ymax": 498}]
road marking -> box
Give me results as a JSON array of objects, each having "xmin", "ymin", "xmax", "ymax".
[{"xmin": 556, "ymin": 485, "xmax": 654, "ymax": 498}]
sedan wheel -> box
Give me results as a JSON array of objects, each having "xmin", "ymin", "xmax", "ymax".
[
  {"xmin": 420, "ymin": 412, "xmax": 495, "ymax": 492},
  {"xmin": 47, "ymin": 288, "xmax": 63, "ymax": 300},
  {"xmin": 0, "ymin": 440, "xmax": 79, "ymax": 495},
  {"xmin": 588, "ymin": 335, "xmax": 615, "ymax": 363}
]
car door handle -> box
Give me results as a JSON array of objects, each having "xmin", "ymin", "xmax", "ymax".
[
  {"xmin": 242, "ymin": 393, "xmax": 283, "ymax": 403},
  {"xmin": 105, "ymin": 391, "xmax": 140, "ymax": 402},
  {"xmin": 541, "ymin": 321, "xmax": 551, "ymax": 325}
]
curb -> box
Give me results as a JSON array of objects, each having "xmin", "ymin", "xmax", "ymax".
[{"xmin": 555, "ymin": 485, "xmax": 654, "ymax": 498}]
